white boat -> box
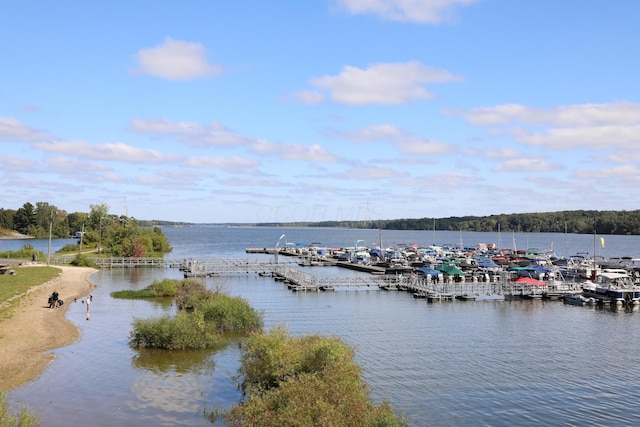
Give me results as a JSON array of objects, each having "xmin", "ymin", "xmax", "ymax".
[{"xmin": 581, "ymin": 271, "xmax": 640, "ymax": 305}]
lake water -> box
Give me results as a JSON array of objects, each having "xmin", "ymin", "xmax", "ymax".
[{"xmin": 7, "ymin": 227, "xmax": 640, "ymax": 426}]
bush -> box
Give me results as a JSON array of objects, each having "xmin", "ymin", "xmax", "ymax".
[
  {"xmin": 223, "ymin": 327, "xmax": 407, "ymax": 427},
  {"xmin": 127, "ymin": 278, "xmax": 264, "ymax": 350},
  {"xmin": 130, "ymin": 311, "xmax": 223, "ymax": 350},
  {"xmin": 56, "ymin": 243, "xmax": 80, "ymax": 253},
  {"xmin": 148, "ymin": 278, "xmax": 180, "ymax": 297},
  {"xmin": 70, "ymin": 254, "xmax": 96, "ymax": 268},
  {"xmin": 199, "ymin": 293, "xmax": 263, "ymax": 334},
  {"xmin": 175, "ymin": 279, "xmax": 209, "ymax": 310}
]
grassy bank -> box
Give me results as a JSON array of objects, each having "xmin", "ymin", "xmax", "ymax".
[{"xmin": 0, "ymin": 266, "xmax": 60, "ymax": 316}]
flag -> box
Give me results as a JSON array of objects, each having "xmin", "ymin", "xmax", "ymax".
[{"xmin": 600, "ymin": 237, "xmax": 605, "ymax": 248}]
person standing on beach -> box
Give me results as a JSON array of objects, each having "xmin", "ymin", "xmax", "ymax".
[{"xmin": 86, "ymin": 295, "xmax": 92, "ymax": 314}]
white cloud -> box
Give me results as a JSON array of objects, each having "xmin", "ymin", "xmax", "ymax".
[
  {"xmin": 449, "ymin": 101, "xmax": 640, "ymax": 127},
  {"xmin": 129, "ymin": 118, "xmax": 251, "ymax": 147},
  {"xmin": 303, "ymin": 61, "xmax": 461, "ymax": 105},
  {"xmin": 330, "ymin": 164, "xmax": 407, "ymax": 179},
  {"xmin": 573, "ymin": 164, "xmax": 640, "ymax": 180},
  {"xmin": 0, "ymin": 117, "xmax": 49, "ymax": 142},
  {"xmin": 492, "ymin": 156, "xmax": 559, "ymax": 172},
  {"xmin": 513, "ymin": 124, "xmax": 640, "ymax": 150},
  {"xmin": 335, "ymin": 0, "xmax": 478, "ymax": 23},
  {"xmin": 483, "ymin": 148, "xmax": 521, "ymax": 159},
  {"xmin": 288, "ymin": 90, "xmax": 325, "ymax": 104},
  {"xmin": 131, "ymin": 38, "xmax": 224, "ymax": 80},
  {"xmin": 217, "ymin": 177, "xmax": 283, "ymax": 187},
  {"xmin": 449, "ymin": 101, "xmax": 640, "ymax": 152},
  {"xmin": 408, "ymin": 171, "xmax": 479, "ymax": 188},
  {"xmin": 0, "ymin": 154, "xmax": 38, "ymax": 171},
  {"xmin": 331, "ymin": 124, "xmax": 453, "ymax": 155},
  {"xmin": 44, "ymin": 157, "xmax": 112, "ymax": 172},
  {"xmin": 249, "ymin": 140, "xmax": 341, "ymax": 162},
  {"xmin": 32, "ymin": 140, "xmax": 181, "ymax": 163},
  {"xmin": 182, "ymin": 156, "xmax": 261, "ymax": 174}
]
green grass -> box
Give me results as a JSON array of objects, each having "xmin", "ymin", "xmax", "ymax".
[
  {"xmin": 111, "ymin": 289, "xmax": 156, "ymax": 299},
  {"xmin": 0, "ymin": 392, "xmax": 39, "ymax": 427},
  {"xmin": 0, "ymin": 266, "xmax": 60, "ymax": 313},
  {"xmin": 110, "ymin": 278, "xmax": 182, "ymax": 299}
]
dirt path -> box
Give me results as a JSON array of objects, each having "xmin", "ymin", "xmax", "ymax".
[{"xmin": 0, "ymin": 265, "xmax": 96, "ymax": 391}]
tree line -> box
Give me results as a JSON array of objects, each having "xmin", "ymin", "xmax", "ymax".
[
  {"xmin": 0, "ymin": 202, "xmax": 172, "ymax": 257},
  {"xmin": 4, "ymin": 202, "xmax": 640, "ymax": 238},
  {"xmin": 258, "ymin": 209, "xmax": 640, "ymax": 235}
]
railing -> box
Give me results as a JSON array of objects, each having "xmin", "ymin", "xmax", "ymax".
[{"xmin": 47, "ymin": 256, "xmax": 585, "ymax": 298}]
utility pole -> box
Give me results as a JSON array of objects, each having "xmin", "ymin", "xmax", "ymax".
[
  {"xmin": 79, "ymin": 223, "xmax": 85, "ymax": 254},
  {"xmin": 47, "ymin": 210, "xmax": 55, "ymax": 266}
]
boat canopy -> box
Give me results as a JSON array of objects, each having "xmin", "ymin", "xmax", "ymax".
[
  {"xmin": 415, "ymin": 267, "xmax": 440, "ymax": 276},
  {"xmin": 514, "ymin": 277, "xmax": 547, "ymax": 286},
  {"xmin": 436, "ymin": 265, "xmax": 464, "ymax": 276}
]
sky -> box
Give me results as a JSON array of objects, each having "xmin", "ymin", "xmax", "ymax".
[{"xmin": 2, "ymin": 0, "xmax": 639, "ymax": 224}]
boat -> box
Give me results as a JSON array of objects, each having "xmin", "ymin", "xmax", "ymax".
[
  {"xmin": 581, "ymin": 270, "xmax": 640, "ymax": 305},
  {"xmin": 563, "ymin": 293, "xmax": 595, "ymax": 306}
]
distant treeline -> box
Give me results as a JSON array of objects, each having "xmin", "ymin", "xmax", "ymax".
[
  {"xmin": 4, "ymin": 203, "xmax": 640, "ymax": 237},
  {"xmin": 255, "ymin": 210, "xmax": 640, "ymax": 235}
]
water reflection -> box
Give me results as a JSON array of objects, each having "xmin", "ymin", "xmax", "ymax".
[{"xmin": 132, "ymin": 348, "xmax": 218, "ymax": 375}]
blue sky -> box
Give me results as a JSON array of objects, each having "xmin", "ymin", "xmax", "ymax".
[{"xmin": 2, "ymin": 0, "xmax": 639, "ymax": 224}]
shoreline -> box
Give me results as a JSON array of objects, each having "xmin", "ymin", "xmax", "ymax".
[{"xmin": 0, "ymin": 265, "xmax": 96, "ymax": 391}]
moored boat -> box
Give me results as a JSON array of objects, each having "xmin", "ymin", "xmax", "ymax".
[{"xmin": 563, "ymin": 293, "xmax": 595, "ymax": 306}]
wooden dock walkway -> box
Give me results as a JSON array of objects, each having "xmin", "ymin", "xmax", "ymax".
[{"xmin": 48, "ymin": 254, "xmax": 583, "ymax": 301}]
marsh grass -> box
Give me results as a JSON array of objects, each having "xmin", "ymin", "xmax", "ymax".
[
  {"xmin": 0, "ymin": 392, "xmax": 39, "ymax": 427},
  {"xmin": 110, "ymin": 289, "xmax": 155, "ymax": 299},
  {"xmin": 127, "ymin": 278, "xmax": 263, "ymax": 350},
  {"xmin": 111, "ymin": 278, "xmax": 182, "ymax": 299}
]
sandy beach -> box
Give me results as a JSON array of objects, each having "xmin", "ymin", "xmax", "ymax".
[{"xmin": 0, "ymin": 265, "xmax": 96, "ymax": 391}]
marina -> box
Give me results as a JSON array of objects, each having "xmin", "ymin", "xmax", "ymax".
[
  {"xmin": 47, "ymin": 237, "xmax": 640, "ymax": 307},
  {"xmin": 7, "ymin": 227, "xmax": 640, "ymax": 427}
]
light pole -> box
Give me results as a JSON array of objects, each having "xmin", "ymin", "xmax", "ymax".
[
  {"xmin": 79, "ymin": 223, "xmax": 85, "ymax": 254},
  {"xmin": 275, "ymin": 234, "xmax": 285, "ymax": 264},
  {"xmin": 98, "ymin": 216, "xmax": 103, "ymax": 253}
]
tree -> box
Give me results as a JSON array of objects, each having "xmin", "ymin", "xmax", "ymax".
[
  {"xmin": 0, "ymin": 208, "xmax": 16, "ymax": 229},
  {"xmin": 13, "ymin": 202, "xmax": 36, "ymax": 235},
  {"xmin": 67, "ymin": 212, "xmax": 88, "ymax": 237},
  {"xmin": 89, "ymin": 202, "xmax": 110, "ymax": 251}
]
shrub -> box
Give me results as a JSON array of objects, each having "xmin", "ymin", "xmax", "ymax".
[
  {"xmin": 199, "ymin": 294, "xmax": 263, "ymax": 334},
  {"xmin": 175, "ymin": 279, "xmax": 210, "ymax": 310},
  {"xmin": 56, "ymin": 243, "xmax": 80, "ymax": 253},
  {"xmin": 70, "ymin": 254, "xmax": 96, "ymax": 268},
  {"xmin": 130, "ymin": 311, "xmax": 223, "ymax": 350},
  {"xmin": 223, "ymin": 327, "xmax": 407, "ymax": 427},
  {"xmin": 148, "ymin": 278, "xmax": 180, "ymax": 297},
  {"xmin": 127, "ymin": 278, "xmax": 264, "ymax": 350}
]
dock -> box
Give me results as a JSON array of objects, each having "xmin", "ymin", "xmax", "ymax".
[{"xmin": 46, "ymin": 252, "xmax": 613, "ymax": 303}]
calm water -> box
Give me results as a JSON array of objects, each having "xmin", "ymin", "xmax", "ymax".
[{"xmin": 8, "ymin": 227, "xmax": 640, "ymax": 426}]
